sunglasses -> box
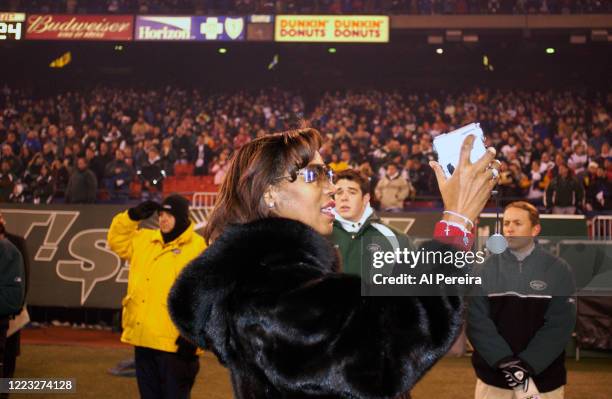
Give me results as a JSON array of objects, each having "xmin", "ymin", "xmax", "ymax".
[{"xmin": 277, "ymin": 164, "xmax": 335, "ymax": 184}]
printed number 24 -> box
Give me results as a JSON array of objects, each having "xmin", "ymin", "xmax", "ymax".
[{"xmin": 0, "ymin": 22, "xmax": 22, "ymax": 40}]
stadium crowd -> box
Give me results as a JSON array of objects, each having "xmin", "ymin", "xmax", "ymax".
[
  {"xmin": 0, "ymin": 86, "xmax": 610, "ymax": 213},
  {"xmin": 7, "ymin": 0, "xmax": 611, "ymax": 15}
]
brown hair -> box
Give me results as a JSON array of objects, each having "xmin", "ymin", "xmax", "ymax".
[
  {"xmin": 334, "ymin": 169, "xmax": 370, "ymax": 196},
  {"xmin": 202, "ymin": 128, "xmax": 322, "ymax": 244},
  {"xmin": 504, "ymin": 201, "xmax": 540, "ymax": 226}
]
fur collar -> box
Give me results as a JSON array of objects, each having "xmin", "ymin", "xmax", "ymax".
[{"xmin": 204, "ymin": 217, "xmax": 339, "ymax": 274}]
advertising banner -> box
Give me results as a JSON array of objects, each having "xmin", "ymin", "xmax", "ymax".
[
  {"xmin": 26, "ymin": 14, "xmax": 133, "ymax": 41},
  {"xmin": 0, "ymin": 12, "xmax": 25, "ymax": 41},
  {"xmin": 247, "ymin": 14, "xmax": 274, "ymax": 41},
  {"xmin": 135, "ymin": 15, "xmax": 245, "ymax": 41},
  {"xmin": 275, "ymin": 15, "xmax": 389, "ymax": 43}
]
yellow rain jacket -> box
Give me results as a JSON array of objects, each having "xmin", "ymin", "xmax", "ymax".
[{"xmin": 108, "ymin": 211, "xmax": 206, "ymax": 353}]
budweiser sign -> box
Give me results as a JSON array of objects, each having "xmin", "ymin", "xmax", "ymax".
[{"xmin": 26, "ymin": 14, "xmax": 133, "ymax": 41}]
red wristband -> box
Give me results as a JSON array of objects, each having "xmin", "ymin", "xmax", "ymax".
[{"xmin": 433, "ymin": 220, "xmax": 474, "ymax": 250}]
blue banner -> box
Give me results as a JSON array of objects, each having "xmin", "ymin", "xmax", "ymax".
[{"xmin": 135, "ymin": 15, "xmax": 245, "ymax": 41}]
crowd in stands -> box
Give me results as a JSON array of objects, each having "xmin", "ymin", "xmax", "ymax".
[
  {"xmin": 0, "ymin": 86, "xmax": 610, "ymax": 213},
  {"xmin": 7, "ymin": 0, "xmax": 611, "ymax": 15}
]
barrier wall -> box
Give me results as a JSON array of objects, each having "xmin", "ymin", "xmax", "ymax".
[{"xmin": 0, "ymin": 205, "xmax": 591, "ymax": 309}]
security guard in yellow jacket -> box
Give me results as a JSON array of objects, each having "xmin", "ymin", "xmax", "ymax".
[{"xmin": 108, "ymin": 195, "xmax": 206, "ymax": 399}]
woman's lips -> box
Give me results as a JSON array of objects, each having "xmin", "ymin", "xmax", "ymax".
[{"xmin": 321, "ymin": 201, "xmax": 336, "ymax": 220}]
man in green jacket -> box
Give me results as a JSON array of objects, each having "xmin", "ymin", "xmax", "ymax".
[
  {"xmin": 0, "ymin": 227, "xmax": 25, "ymax": 381},
  {"xmin": 330, "ymin": 169, "xmax": 414, "ymax": 277},
  {"xmin": 330, "ymin": 169, "xmax": 414, "ymax": 399}
]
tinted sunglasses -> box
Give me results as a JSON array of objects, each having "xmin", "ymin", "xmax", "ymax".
[{"xmin": 277, "ymin": 164, "xmax": 335, "ymax": 184}]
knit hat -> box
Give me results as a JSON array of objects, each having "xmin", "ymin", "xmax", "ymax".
[{"xmin": 160, "ymin": 194, "xmax": 191, "ymax": 243}]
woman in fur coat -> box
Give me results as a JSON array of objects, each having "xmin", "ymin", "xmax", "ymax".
[{"xmin": 168, "ymin": 128, "xmax": 499, "ymax": 398}]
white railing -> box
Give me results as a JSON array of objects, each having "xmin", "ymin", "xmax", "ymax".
[
  {"xmin": 591, "ymin": 216, "xmax": 612, "ymax": 240},
  {"xmin": 190, "ymin": 192, "xmax": 219, "ymax": 230}
]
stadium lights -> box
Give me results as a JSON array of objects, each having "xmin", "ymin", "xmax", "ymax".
[
  {"xmin": 546, "ymin": 47, "xmax": 555, "ymax": 54},
  {"xmin": 218, "ymin": 48, "xmax": 227, "ymax": 54},
  {"xmin": 436, "ymin": 48, "xmax": 444, "ymax": 55},
  {"xmin": 328, "ymin": 47, "xmax": 337, "ymax": 54}
]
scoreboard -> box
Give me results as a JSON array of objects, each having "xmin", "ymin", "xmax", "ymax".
[{"xmin": 0, "ymin": 12, "xmax": 25, "ymax": 40}]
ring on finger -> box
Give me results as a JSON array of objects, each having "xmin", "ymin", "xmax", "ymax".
[{"xmin": 490, "ymin": 168, "xmax": 500, "ymax": 179}]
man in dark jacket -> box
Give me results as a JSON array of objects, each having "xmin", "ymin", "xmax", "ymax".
[
  {"xmin": 331, "ymin": 169, "xmax": 414, "ymax": 277},
  {"xmin": 0, "ymin": 211, "xmax": 28, "ymax": 383},
  {"xmin": 0, "ymin": 227, "xmax": 25, "ymax": 382},
  {"xmin": 65, "ymin": 157, "xmax": 98, "ymax": 204},
  {"xmin": 138, "ymin": 148, "xmax": 165, "ymax": 202},
  {"xmin": 467, "ymin": 201, "xmax": 576, "ymax": 398},
  {"xmin": 105, "ymin": 149, "xmax": 133, "ymax": 203},
  {"xmin": 545, "ymin": 163, "xmax": 584, "ymax": 215}
]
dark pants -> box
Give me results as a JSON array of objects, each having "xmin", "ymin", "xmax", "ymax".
[
  {"xmin": 134, "ymin": 346, "xmax": 199, "ymax": 399},
  {"xmin": 0, "ymin": 318, "xmax": 8, "ymax": 399},
  {"xmin": 3, "ymin": 331, "xmax": 19, "ymax": 378}
]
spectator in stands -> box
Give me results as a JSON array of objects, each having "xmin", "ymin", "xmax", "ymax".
[
  {"xmin": 211, "ymin": 149, "xmax": 230, "ymax": 186},
  {"xmin": 1, "ymin": 132, "xmax": 20, "ymax": 158},
  {"xmin": 107, "ymin": 195, "xmax": 206, "ymax": 399},
  {"xmin": 545, "ymin": 163, "xmax": 584, "ymax": 214},
  {"xmin": 131, "ymin": 115, "xmax": 152, "ymax": 142},
  {"xmin": 568, "ymin": 143, "xmax": 588, "ymax": 176},
  {"xmin": 31, "ymin": 163, "xmax": 55, "ymax": 204},
  {"xmin": 1, "ymin": 145, "xmax": 22, "ymax": 177},
  {"xmin": 160, "ymin": 139, "xmax": 177, "ymax": 176},
  {"xmin": 232, "ymin": 126, "xmax": 252, "ymax": 150},
  {"xmin": 375, "ymin": 163, "xmax": 414, "ymax": 211},
  {"xmin": 22, "ymin": 153, "xmax": 45, "ymax": 194},
  {"xmin": 90, "ymin": 142, "xmax": 112, "ymax": 183},
  {"xmin": 193, "ymin": 134, "xmax": 212, "ymax": 176},
  {"xmin": 174, "ymin": 126, "xmax": 196, "ymax": 165},
  {"xmin": 526, "ymin": 159, "xmax": 546, "ymax": 204},
  {"xmin": 404, "ymin": 156, "xmax": 435, "ymax": 196},
  {"xmin": 584, "ymin": 162, "xmax": 611, "ymax": 212},
  {"xmin": 329, "ymin": 153, "xmax": 349, "ymax": 173},
  {"xmin": 105, "ymin": 149, "xmax": 133, "ymax": 203},
  {"xmin": 0, "ymin": 160, "xmax": 15, "ymax": 203},
  {"xmin": 64, "ymin": 156, "xmax": 98, "ymax": 204},
  {"xmin": 139, "ymin": 148, "xmax": 165, "ymax": 202}
]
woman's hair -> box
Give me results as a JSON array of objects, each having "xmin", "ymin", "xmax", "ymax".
[{"xmin": 203, "ymin": 128, "xmax": 322, "ymax": 244}]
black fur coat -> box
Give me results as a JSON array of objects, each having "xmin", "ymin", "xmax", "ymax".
[{"xmin": 168, "ymin": 217, "xmax": 463, "ymax": 398}]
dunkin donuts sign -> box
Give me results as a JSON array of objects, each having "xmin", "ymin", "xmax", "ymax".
[
  {"xmin": 275, "ymin": 15, "xmax": 389, "ymax": 43},
  {"xmin": 26, "ymin": 14, "xmax": 133, "ymax": 40}
]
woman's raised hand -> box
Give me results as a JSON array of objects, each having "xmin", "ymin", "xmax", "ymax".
[{"xmin": 429, "ymin": 135, "xmax": 500, "ymax": 227}]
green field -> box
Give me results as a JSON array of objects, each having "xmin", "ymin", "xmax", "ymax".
[{"xmin": 12, "ymin": 344, "xmax": 612, "ymax": 398}]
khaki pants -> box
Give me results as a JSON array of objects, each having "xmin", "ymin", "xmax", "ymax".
[{"xmin": 475, "ymin": 379, "xmax": 564, "ymax": 399}]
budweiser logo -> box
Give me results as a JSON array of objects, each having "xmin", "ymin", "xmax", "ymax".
[{"xmin": 27, "ymin": 15, "xmax": 132, "ymax": 39}]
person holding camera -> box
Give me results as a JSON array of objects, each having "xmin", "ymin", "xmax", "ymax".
[{"xmin": 107, "ymin": 195, "xmax": 206, "ymax": 399}]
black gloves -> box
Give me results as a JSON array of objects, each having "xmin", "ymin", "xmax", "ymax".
[
  {"xmin": 498, "ymin": 358, "xmax": 532, "ymax": 391},
  {"xmin": 128, "ymin": 200, "xmax": 160, "ymax": 221},
  {"xmin": 176, "ymin": 336, "xmax": 198, "ymax": 360}
]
